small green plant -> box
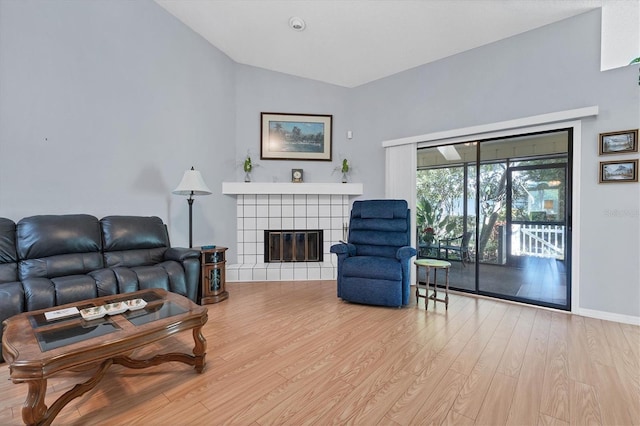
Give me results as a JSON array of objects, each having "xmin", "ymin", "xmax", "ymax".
[
  {"xmin": 630, "ymin": 57, "xmax": 640, "ymax": 65},
  {"xmin": 243, "ymin": 155, "xmax": 252, "ymax": 173},
  {"xmin": 333, "ymin": 158, "xmax": 352, "ymax": 182},
  {"xmin": 341, "ymin": 159, "xmax": 350, "ymax": 173}
]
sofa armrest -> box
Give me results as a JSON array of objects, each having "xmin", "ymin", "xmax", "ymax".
[
  {"xmin": 164, "ymin": 247, "xmax": 201, "ymax": 262},
  {"xmin": 396, "ymin": 246, "xmax": 417, "ymax": 260},
  {"xmin": 162, "ymin": 248, "xmax": 200, "ymax": 302}
]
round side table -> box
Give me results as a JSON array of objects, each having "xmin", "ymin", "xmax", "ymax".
[{"xmin": 414, "ymin": 259, "xmax": 452, "ymax": 310}]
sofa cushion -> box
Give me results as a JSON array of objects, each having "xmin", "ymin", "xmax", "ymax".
[
  {"xmin": 52, "ymin": 275, "xmax": 99, "ymax": 305},
  {"xmin": 17, "ymin": 215, "xmax": 102, "ymax": 259},
  {"xmin": 108, "ymin": 262, "xmax": 188, "ymax": 297},
  {"xmin": 22, "ymin": 277, "xmax": 56, "ymax": 311},
  {"xmin": 0, "ymin": 263, "xmax": 18, "ymax": 284},
  {"xmin": 17, "ymin": 215, "xmax": 103, "ymax": 280},
  {"xmin": 19, "ymin": 253, "xmax": 104, "ymax": 279},
  {"xmin": 103, "ymin": 248, "xmax": 166, "ymax": 268},
  {"xmin": 88, "ymin": 268, "xmax": 119, "ymax": 297},
  {"xmin": 0, "ymin": 282, "xmax": 24, "ymax": 320},
  {"xmin": 101, "ymin": 216, "xmax": 169, "ymax": 251},
  {"xmin": 101, "ymin": 216, "xmax": 169, "ymax": 268}
]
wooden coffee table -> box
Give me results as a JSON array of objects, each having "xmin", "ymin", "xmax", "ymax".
[{"xmin": 1, "ymin": 289, "xmax": 208, "ymax": 426}]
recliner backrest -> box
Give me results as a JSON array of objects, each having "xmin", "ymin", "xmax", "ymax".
[
  {"xmin": 348, "ymin": 199, "xmax": 410, "ymax": 258},
  {"xmin": 101, "ymin": 216, "xmax": 169, "ymax": 267},
  {"xmin": 16, "ymin": 215, "xmax": 103, "ymax": 279}
]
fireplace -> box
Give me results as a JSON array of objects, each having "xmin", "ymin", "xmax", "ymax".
[
  {"xmin": 264, "ymin": 230, "xmax": 323, "ymax": 262},
  {"xmin": 221, "ymin": 183, "xmax": 363, "ymax": 281}
]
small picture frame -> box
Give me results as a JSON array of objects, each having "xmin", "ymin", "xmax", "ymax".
[
  {"xmin": 599, "ymin": 159, "xmax": 638, "ymax": 183},
  {"xmin": 599, "ymin": 129, "xmax": 638, "ymax": 155},
  {"xmin": 291, "ymin": 169, "xmax": 304, "ymax": 183}
]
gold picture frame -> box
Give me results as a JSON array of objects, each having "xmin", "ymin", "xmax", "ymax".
[
  {"xmin": 599, "ymin": 159, "xmax": 638, "ymax": 183},
  {"xmin": 599, "ymin": 129, "xmax": 638, "ymax": 155}
]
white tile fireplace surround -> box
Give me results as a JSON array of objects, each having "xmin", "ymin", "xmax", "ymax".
[{"xmin": 222, "ymin": 182, "xmax": 363, "ymax": 282}]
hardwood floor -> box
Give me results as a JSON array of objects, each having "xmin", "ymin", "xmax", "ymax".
[{"xmin": 1, "ymin": 281, "xmax": 638, "ymax": 425}]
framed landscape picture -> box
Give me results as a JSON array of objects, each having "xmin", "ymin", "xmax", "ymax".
[
  {"xmin": 599, "ymin": 129, "xmax": 638, "ymax": 155},
  {"xmin": 599, "ymin": 159, "xmax": 638, "ymax": 183},
  {"xmin": 260, "ymin": 113, "xmax": 332, "ymax": 161}
]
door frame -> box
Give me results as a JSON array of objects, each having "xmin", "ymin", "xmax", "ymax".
[{"xmin": 384, "ymin": 106, "xmax": 598, "ymax": 314}]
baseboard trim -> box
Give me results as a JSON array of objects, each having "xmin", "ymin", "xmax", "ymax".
[
  {"xmin": 576, "ymin": 308, "xmax": 640, "ymax": 325},
  {"xmin": 444, "ymin": 288, "xmax": 640, "ymax": 325}
]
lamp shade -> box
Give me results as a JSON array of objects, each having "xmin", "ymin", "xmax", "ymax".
[{"xmin": 173, "ymin": 167, "xmax": 212, "ymax": 196}]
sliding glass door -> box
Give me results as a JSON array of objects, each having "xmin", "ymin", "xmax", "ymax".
[{"xmin": 416, "ymin": 130, "xmax": 571, "ymax": 310}]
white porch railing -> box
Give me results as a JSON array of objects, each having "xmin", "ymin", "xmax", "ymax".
[{"xmin": 512, "ymin": 224, "xmax": 565, "ymax": 260}]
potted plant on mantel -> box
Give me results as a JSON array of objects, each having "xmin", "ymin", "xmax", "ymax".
[
  {"xmin": 243, "ymin": 151, "xmax": 258, "ymax": 182},
  {"xmin": 334, "ymin": 158, "xmax": 351, "ymax": 183}
]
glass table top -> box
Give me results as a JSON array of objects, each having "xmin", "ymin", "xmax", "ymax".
[
  {"xmin": 122, "ymin": 301, "xmax": 188, "ymax": 326},
  {"xmin": 28, "ymin": 291, "xmax": 185, "ymax": 352},
  {"xmin": 35, "ymin": 317, "xmax": 121, "ymax": 352}
]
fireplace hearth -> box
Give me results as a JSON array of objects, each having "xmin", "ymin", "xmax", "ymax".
[{"xmin": 264, "ymin": 230, "xmax": 323, "ymax": 263}]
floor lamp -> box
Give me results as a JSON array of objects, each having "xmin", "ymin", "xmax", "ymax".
[{"xmin": 173, "ymin": 167, "xmax": 212, "ymax": 248}]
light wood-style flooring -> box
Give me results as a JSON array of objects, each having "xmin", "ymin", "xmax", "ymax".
[{"xmin": 1, "ymin": 281, "xmax": 638, "ymax": 425}]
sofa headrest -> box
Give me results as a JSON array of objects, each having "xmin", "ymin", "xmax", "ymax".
[
  {"xmin": 101, "ymin": 216, "xmax": 169, "ymax": 252},
  {"xmin": 17, "ymin": 215, "xmax": 101, "ymax": 260}
]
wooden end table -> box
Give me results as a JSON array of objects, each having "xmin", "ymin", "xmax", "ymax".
[
  {"xmin": 200, "ymin": 246, "xmax": 229, "ymax": 304},
  {"xmin": 1, "ymin": 289, "xmax": 208, "ymax": 426},
  {"xmin": 415, "ymin": 258, "xmax": 451, "ymax": 310}
]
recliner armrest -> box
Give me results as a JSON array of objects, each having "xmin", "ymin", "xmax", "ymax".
[
  {"xmin": 330, "ymin": 242, "xmax": 356, "ymax": 256},
  {"xmin": 164, "ymin": 247, "xmax": 201, "ymax": 262},
  {"xmin": 396, "ymin": 246, "xmax": 417, "ymax": 260}
]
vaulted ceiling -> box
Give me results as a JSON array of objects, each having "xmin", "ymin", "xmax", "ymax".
[{"xmin": 155, "ymin": 0, "xmax": 603, "ymax": 88}]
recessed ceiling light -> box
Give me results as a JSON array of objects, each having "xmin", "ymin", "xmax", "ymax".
[{"xmin": 289, "ymin": 17, "xmax": 306, "ymax": 31}]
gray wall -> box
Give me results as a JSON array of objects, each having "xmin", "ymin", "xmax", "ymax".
[
  {"xmin": 0, "ymin": 0, "xmax": 237, "ymax": 248},
  {"xmin": 348, "ymin": 10, "xmax": 639, "ymax": 319},
  {"xmin": 1, "ymin": 2, "xmax": 637, "ymax": 319},
  {"xmin": 234, "ymin": 64, "xmax": 352, "ymax": 185}
]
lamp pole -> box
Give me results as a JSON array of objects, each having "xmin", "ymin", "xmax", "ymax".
[{"xmin": 187, "ymin": 194, "xmax": 194, "ymax": 248}]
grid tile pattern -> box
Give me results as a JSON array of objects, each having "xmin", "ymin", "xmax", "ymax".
[{"xmin": 227, "ymin": 194, "xmax": 351, "ymax": 281}]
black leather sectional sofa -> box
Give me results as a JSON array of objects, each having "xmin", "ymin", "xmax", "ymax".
[{"xmin": 0, "ymin": 214, "xmax": 201, "ymax": 362}]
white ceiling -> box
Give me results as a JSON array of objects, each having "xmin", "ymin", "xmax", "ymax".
[{"xmin": 155, "ymin": 0, "xmax": 603, "ymax": 88}]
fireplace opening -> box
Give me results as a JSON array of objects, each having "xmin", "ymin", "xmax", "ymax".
[{"xmin": 264, "ymin": 230, "xmax": 323, "ymax": 263}]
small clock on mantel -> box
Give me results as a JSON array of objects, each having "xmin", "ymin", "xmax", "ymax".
[{"xmin": 292, "ymin": 169, "xmax": 303, "ymax": 183}]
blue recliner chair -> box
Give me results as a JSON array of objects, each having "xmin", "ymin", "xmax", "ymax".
[{"xmin": 330, "ymin": 199, "xmax": 417, "ymax": 307}]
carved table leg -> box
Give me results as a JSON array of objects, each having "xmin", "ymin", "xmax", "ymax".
[
  {"xmin": 21, "ymin": 359, "xmax": 113, "ymax": 426},
  {"xmin": 22, "ymin": 379, "xmax": 47, "ymax": 426},
  {"xmin": 192, "ymin": 324, "xmax": 207, "ymax": 373}
]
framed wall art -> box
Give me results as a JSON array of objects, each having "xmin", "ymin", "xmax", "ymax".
[
  {"xmin": 599, "ymin": 159, "xmax": 638, "ymax": 183},
  {"xmin": 260, "ymin": 113, "xmax": 332, "ymax": 161},
  {"xmin": 599, "ymin": 129, "xmax": 638, "ymax": 155}
]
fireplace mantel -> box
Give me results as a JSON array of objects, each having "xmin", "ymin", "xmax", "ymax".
[{"xmin": 222, "ymin": 182, "xmax": 363, "ymax": 195}]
